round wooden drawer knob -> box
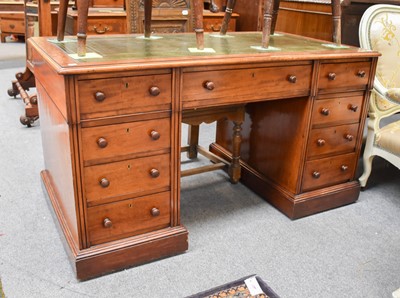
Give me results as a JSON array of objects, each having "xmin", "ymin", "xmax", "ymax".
[
  {"xmin": 357, "ymin": 70, "xmax": 366, "ymax": 78},
  {"xmin": 150, "ymin": 130, "xmax": 160, "ymax": 140},
  {"xmin": 288, "ymin": 75, "xmax": 297, "ymax": 83},
  {"xmin": 97, "ymin": 137, "xmax": 108, "ymax": 148},
  {"xmin": 349, "ymin": 104, "xmax": 358, "ymax": 112},
  {"xmin": 94, "ymin": 91, "xmax": 106, "ymax": 102},
  {"xmin": 151, "ymin": 207, "xmax": 160, "ymax": 217},
  {"xmin": 341, "ymin": 165, "xmax": 349, "ymax": 171},
  {"xmin": 321, "ymin": 108, "xmax": 330, "ymax": 116},
  {"xmin": 99, "ymin": 178, "xmax": 110, "ymax": 188},
  {"xmin": 203, "ymin": 81, "xmax": 215, "ymax": 90},
  {"xmin": 103, "ymin": 218, "xmax": 113, "ymax": 228},
  {"xmin": 317, "ymin": 139, "xmax": 326, "ymax": 146},
  {"xmin": 345, "ymin": 134, "xmax": 354, "ymax": 141},
  {"xmin": 149, "ymin": 86, "xmax": 160, "ymax": 96},
  {"xmin": 328, "ymin": 73, "xmax": 336, "ymax": 80},
  {"xmin": 312, "ymin": 171, "xmax": 321, "ymax": 179},
  {"xmin": 150, "ymin": 169, "xmax": 160, "ymax": 178}
]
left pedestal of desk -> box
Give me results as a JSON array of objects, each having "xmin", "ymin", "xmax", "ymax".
[{"xmin": 31, "ymin": 41, "xmax": 188, "ymax": 280}]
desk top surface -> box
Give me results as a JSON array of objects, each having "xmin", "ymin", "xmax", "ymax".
[{"xmin": 29, "ymin": 32, "xmax": 379, "ymax": 75}]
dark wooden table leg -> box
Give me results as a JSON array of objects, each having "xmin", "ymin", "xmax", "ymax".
[{"xmin": 219, "ymin": 0, "xmax": 236, "ymax": 36}]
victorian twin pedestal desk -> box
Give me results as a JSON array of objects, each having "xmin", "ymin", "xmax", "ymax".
[{"xmin": 28, "ymin": 32, "xmax": 379, "ymax": 279}]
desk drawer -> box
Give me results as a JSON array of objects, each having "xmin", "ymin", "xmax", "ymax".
[
  {"xmin": 307, "ymin": 123, "xmax": 359, "ymax": 158},
  {"xmin": 182, "ymin": 65, "xmax": 312, "ymax": 108},
  {"xmin": 87, "ymin": 192, "xmax": 171, "ymax": 245},
  {"xmin": 87, "ymin": 17, "xmax": 126, "ymax": 35},
  {"xmin": 84, "ymin": 153, "xmax": 170, "ymax": 205},
  {"xmin": 78, "ymin": 73, "xmax": 171, "ymax": 119},
  {"xmin": 312, "ymin": 95, "xmax": 363, "ymax": 126},
  {"xmin": 0, "ymin": 17, "xmax": 25, "ymax": 34},
  {"xmin": 318, "ymin": 61, "xmax": 370, "ymax": 91},
  {"xmin": 81, "ymin": 118, "xmax": 170, "ymax": 164},
  {"xmin": 302, "ymin": 153, "xmax": 356, "ymax": 191}
]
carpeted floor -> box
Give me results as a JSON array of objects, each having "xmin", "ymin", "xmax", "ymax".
[{"xmin": 0, "ymin": 41, "xmax": 399, "ymax": 298}]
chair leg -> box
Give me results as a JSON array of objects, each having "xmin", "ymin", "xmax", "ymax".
[
  {"xmin": 228, "ymin": 120, "xmax": 242, "ymax": 184},
  {"xmin": 193, "ymin": 0, "xmax": 204, "ymax": 50},
  {"xmin": 331, "ymin": 0, "xmax": 341, "ymax": 44},
  {"xmin": 271, "ymin": 0, "xmax": 281, "ymax": 35},
  {"xmin": 57, "ymin": 0, "xmax": 69, "ymax": 41},
  {"xmin": 359, "ymin": 127, "xmax": 376, "ymax": 187},
  {"xmin": 187, "ymin": 125, "xmax": 200, "ymax": 159},
  {"xmin": 261, "ymin": 0, "xmax": 275, "ymax": 48},
  {"xmin": 76, "ymin": 0, "xmax": 89, "ymax": 56},
  {"xmin": 144, "ymin": 0, "xmax": 152, "ymax": 38},
  {"xmin": 219, "ymin": 0, "xmax": 237, "ymax": 36}
]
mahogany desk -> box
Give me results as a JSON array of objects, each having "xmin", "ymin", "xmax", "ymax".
[{"xmin": 28, "ymin": 32, "xmax": 379, "ymax": 280}]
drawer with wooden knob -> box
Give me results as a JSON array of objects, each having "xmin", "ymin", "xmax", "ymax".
[
  {"xmin": 318, "ymin": 61, "xmax": 370, "ymax": 92},
  {"xmin": 182, "ymin": 64, "xmax": 312, "ymax": 108},
  {"xmin": 81, "ymin": 117, "xmax": 170, "ymax": 165},
  {"xmin": 84, "ymin": 153, "xmax": 170, "ymax": 206},
  {"xmin": 77, "ymin": 73, "xmax": 172, "ymax": 119},
  {"xmin": 307, "ymin": 123, "xmax": 359, "ymax": 158},
  {"xmin": 86, "ymin": 18, "xmax": 126, "ymax": 35},
  {"xmin": 312, "ymin": 95, "xmax": 363, "ymax": 126},
  {"xmin": 87, "ymin": 191, "xmax": 171, "ymax": 245},
  {"xmin": 302, "ymin": 152, "xmax": 357, "ymax": 191}
]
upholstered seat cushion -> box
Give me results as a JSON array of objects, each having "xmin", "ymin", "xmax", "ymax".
[
  {"xmin": 375, "ymin": 120, "xmax": 400, "ymax": 155},
  {"xmin": 386, "ymin": 88, "xmax": 400, "ymax": 103}
]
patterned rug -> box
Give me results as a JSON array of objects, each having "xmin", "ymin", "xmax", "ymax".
[{"xmin": 185, "ymin": 275, "xmax": 280, "ymax": 298}]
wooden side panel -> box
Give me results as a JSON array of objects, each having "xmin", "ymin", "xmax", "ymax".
[{"xmin": 36, "ymin": 81, "xmax": 80, "ymax": 249}]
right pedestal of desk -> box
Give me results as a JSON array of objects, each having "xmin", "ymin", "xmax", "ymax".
[{"xmin": 212, "ymin": 59, "xmax": 375, "ymax": 219}]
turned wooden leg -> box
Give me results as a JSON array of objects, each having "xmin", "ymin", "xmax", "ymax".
[
  {"xmin": 228, "ymin": 120, "xmax": 242, "ymax": 184},
  {"xmin": 57, "ymin": 0, "xmax": 69, "ymax": 41},
  {"xmin": 262, "ymin": 0, "xmax": 274, "ymax": 48},
  {"xmin": 331, "ymin": 0, "xmax": 341, "ymax": 44},
  {"xmin": 187, "ymin": 125, "xmax": 200, "ymax": 159},
  {"xmin": 193, "ymin": 0, "xmax": 204, "ymax": 50},
  {"xmin": 77, "ymin": 0, "xmax": 89, "ymax": 56},
  {"xmin": 144, "ymin": 0, "xmax": 152, "ymax": 38},
  {"xmin": 271, "ymin": 0, "xmax": 281, "ymax": 35},
  {"xmin": 219, "ymin": 0, "xmax": 236, "ymax": 35}
]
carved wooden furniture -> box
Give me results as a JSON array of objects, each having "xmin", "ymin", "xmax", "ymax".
[
  {"xmin": 358, "ymin": 4, "xmax": 400, "ymax": 187},
  {"xmin": 28, "ymin": 32, "xmax": 378, "ymax": 279}
]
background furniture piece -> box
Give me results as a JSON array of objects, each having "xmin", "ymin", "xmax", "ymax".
[
  {"xmin": 28, "ymin": 32, "xmax": 378, "ymax": 279},
  {"xmin": 182, "ymin": 105, "xmax": 244, "ymax": 183},
  {"xmin": 0, "ymin": 1, "xmax": 25, "ymax": 42},
  {"xmin": 341, "ymin": 0, "xmax": 400, "ymax": 46},
  {"xmin": 229, "ymin": 0, "xmax": 342, "ymax": 45},
  {"xmin": 65, "ymin": 7, "xmax": 127, "ymax": 35},
  {"xmin": 358, "ymin": 4, "xmax": 400, "ymax": 187}
]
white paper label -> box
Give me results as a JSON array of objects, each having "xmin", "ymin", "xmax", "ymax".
[
  {"xmin": 245, "ymin": 276, "xmax": 264, "ymax": 296},
  {"xmin": 182, "ymin": 9, "xmax": 189, "ymax": 15}
]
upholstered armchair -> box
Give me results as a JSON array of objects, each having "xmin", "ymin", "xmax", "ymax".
[{"xmin": 358, "ymin": 4, "xmax": 400, "ymax": 187}]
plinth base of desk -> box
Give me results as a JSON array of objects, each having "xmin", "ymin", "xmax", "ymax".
[
  {"xmin": 210, "ymin": 144, "xmax": 360, "ymax": 219},
  {"xmin": 41, "ymin": 170, "xmax": 189, "ymax": 280}
]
